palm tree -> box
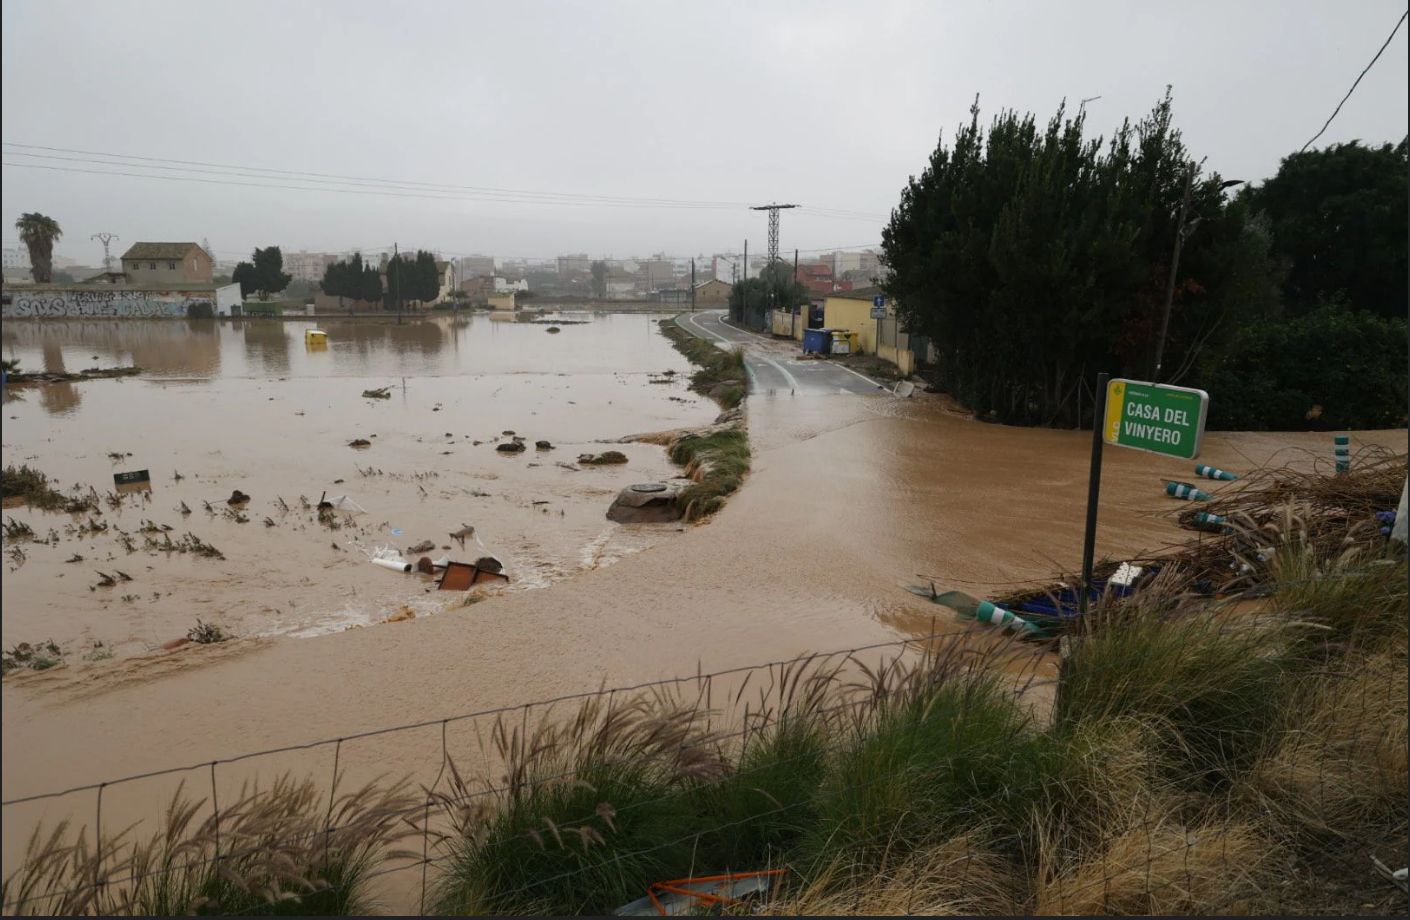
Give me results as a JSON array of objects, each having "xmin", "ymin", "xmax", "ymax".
[{"xmin": 15, "ymin": 212, "xmax": 63, "ymax": 283}]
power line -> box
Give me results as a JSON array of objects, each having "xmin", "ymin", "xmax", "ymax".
[
  {"xmin": 0, "ymin": 158, "xmax": 745, "ymax": 211},
  {"xmin": 2, "ymin": 141, "xmax": 758, "ymax": 208},
  {"xmin": 2, "ymin": 141, "xmax": 892, "ymax": 223},
  {"xmin": 1300, "ymin": 10, "xmax": 1408, "ymax": 153}
]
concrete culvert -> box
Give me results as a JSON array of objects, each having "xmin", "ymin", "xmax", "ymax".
[{"xmin": 607, "ymin": 482, "xmax": 684, "ymax": 523}]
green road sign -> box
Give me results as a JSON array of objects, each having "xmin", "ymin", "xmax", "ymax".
[{"xmin": 1103, "ymin": 379, "xmax": 1208, "ymax": 460}]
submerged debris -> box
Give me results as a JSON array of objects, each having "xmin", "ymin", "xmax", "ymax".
[
  {"xmin": 187, "ymin": 619, "xmax": 228, "ymax": 644},
  {"xmin": 579, "ymin": 450, "xmax": 628, "ymax": 466},
  {"xmin": 1, "ymin": 640, "xmax": 63, "ymax": 675}
]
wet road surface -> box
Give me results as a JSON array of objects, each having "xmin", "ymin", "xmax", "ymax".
[{"xmin": 677, "ymin": 309, "xmax": 888, "ymax": 396}]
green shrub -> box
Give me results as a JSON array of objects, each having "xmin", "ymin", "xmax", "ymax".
[
  {"xmin": 1201, "ymin": 304, "xmax": 1407, "ymax": 430},
  {"xmin": 800, "ymin": 671, "xmax": 1051, "ymax": 877},
  {"xmin": 1054, "ymin": 603, "xmax": 1290, "ymax": 784},
  {"xmin": 431, "ymin": 697, "xmax": 728, "ymax": 915},
  {"xmin": 688, "ymin": 716, "xmax": 829, "ymax": 870},
  {"xmin": 433, "ymin": 759, "xmax": 699, "ymax": 915}
]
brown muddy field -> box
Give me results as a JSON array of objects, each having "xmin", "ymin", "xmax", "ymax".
[{"xmin": 2, "ymin": 316, "xmax": 1404, "ymax": 910}]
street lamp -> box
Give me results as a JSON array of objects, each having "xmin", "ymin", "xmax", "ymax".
[{"xmin": 1151, "ymin": 170, "xmax": 1244, "ymax": 382}]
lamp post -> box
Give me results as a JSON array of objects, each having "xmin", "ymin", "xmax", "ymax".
[{"xmin": 1152, "ymin": 170, "xmax": 1244, "ymax": 382}]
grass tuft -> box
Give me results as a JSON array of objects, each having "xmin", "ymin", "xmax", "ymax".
[
  {"xmin": 657, "ymin": 319, "xmax": 747, "ymax": 409},
  {"xmin": 669, "ymin": 429, "xmax": 750, "ymax": 521},
  {"xmin": 1054, "ymin": 592, "xmax": 1291, "ymax": 785},
  {"xmin": 0, "ymin": 465, "xmax": 98, "ymax": 514}
]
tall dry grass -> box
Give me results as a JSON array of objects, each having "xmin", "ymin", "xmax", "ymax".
[
  {"xmin": 1243, "ymin": 651, "xmax": 1408, "ymax": 843},
  {"xmin": 1031, "ymin": 803, "xmax": 1274, "ymax": 915},
  {"xmin": 756, "ymin": 834, "xmax": 1018, "ymax": 916},
  {"xmin": 1053, "ymin": 570, "xmax": 1295, "ymax": 785},
  {"xmin": 1, "ymin": 776, "xmax": 420, "ymax": 916},
  {"xmin": 427, "ymin": 694, "xmax": 733, "ymax": 915}
]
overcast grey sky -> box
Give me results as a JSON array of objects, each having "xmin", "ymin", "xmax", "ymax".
[{"xmin": 3, "ymin": 0, "xmax": 1406, "ymax": 266}]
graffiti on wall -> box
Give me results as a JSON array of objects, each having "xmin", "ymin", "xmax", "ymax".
[{"xmin": 2, "ymin": 289, "xmax": 214, "ymax": 318}]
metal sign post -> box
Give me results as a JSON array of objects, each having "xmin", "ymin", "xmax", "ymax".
[
  {"xmin": 1078, "ymin": 373, "xmax": 1109, "ymax": 618},
  {"xmin": 871, "ymin": 295, "xmax": 886, "ymax": 356}
]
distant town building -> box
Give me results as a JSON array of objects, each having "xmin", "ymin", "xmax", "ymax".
[
  {"xmin": 283, "ymin": 250, "xmax": 338, "ymax": 282},
  {"xmin": 794, "ymin": 261, "xmax": 835, "ymax": 295},
  {"xmin": 457, "ymin": 255, "xmax": 496, "ymax": 278},
  {"xmin": 693, "ymin": 278, "xmax": 731, "ymax": 305},
  {"xmin": 2, "ymin": 247, "xmax": 31, "ymax": 277},
  {"xmin": 489, "ymin": 292, "xmax": 517, "ymax": 311},
  {"xmin": 460, "ymin": 276, "xmax": 493, "ymax": 303},
  {"xmin": 493, "ymin": 276, "xmax": 528, "ymax": 294},
  {"xmin": 120, "ymin": 242, "xmax": 214, "ymax": 285},
  {"xmin": 434, "ymin": 261, "xmax": 454, "ymax": 303},
  {"xmin": 556, "ymin": 253, "xmax": 592, "ymax": 276},
  {"xmin": 641, "ymin": 259, "xmax": 673, "ymax": 285}
]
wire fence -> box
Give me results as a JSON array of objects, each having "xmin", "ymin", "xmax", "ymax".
[
  {"xmin": 2, "ymin": 570, "xmax": 1398, "ymax": 914},
  {"xmin": 5, "ymin": 539, "xmax": 1404, "ymax": 914}
]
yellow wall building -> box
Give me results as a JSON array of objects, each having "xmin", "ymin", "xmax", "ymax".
[
  {"xmin": 822, "ymin": 288, "xmax": 883, "ymax": 356},
  {"xmin": 488, "ymin": 292, "xmax": 517, "ymax": 311},
  {"xmin": 822, "ymin": 287, "xmax": 920, "ymax": 376}
]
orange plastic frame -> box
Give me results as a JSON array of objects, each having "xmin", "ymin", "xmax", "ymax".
[{"xmin": 644, "ymin": 869, "xmax": 785, "ymax": 916}]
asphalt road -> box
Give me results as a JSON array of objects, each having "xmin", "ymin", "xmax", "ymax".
[{"xmin": 676, "ymin": 310, "xmax": 887, "ymax": 397}]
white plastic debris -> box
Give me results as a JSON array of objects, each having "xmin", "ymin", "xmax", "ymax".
[
  {"xmin": 1109, "ymin": 562, "xmax": 1144, "ymax": 588},
  {"xmin": 370, "ymin": 545, "xmax": 411, "ymax": 573},
  {"xmin": 327, "ymin": 495, "xmax": 366, "ymax": 514}
]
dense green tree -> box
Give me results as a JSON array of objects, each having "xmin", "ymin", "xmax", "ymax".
[
  {"xmin": 882, "ymin": 91, "xmax": 1280, "ymax": 427},
  {"xmin": 252, "ymin": 246, "xmax": 291, "ymax": 297},
  {"xmin": 233, "ymin": 246, "xmax": 292, "ymax": 299},
  {"xmin": 1239, "ymin": 140, "xmax": 1407, "ymax": 319},
  {"xmin": 359, "ymin": 260, "xmax": 383, "ymax": 304},
  {"xmin": 729, "ymin": 262, "xmax": 809, "ymax": 328},
  {"xmin": 382, "ymin": 251, "xmax": 440, "ymax": 307},
  {"xmin": 413, "ymin": 251, "xmax": 440, "ymax": 303},
  {"xmin": 14, "ymin": 212, "xmax": 62, "ymax": 283},
  {"xmin": 590, "ymin": 261, "xmax": 609, "ymax": 299},
  {"xmin": 1201, "ymin": 302, "xmax": 1406, "ymax": 430},
  {"xmin": 232, "ymin": 261, "xmax": 256, "ymax": 298}
]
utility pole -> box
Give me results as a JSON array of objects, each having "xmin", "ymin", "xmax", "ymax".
[
  {"xmin": 750, "ymin": 203, "xmax": 798, "ymax": 264},
  {"xmin": 1152, "ymin": 165, "xmax": 1193, "ymax": 382},
  {"xmin": 393, "ymin": 242, "xmax": 402, "ymax": 325},
  {"xmin": 91, "ymin": 232, "xmax": 119, "ymax": 272},
  {"xmin": 1153, "ymin": 167, "xmax": 1244, "ymax": 382},
  {"xmin": 791, "ymin": 248, "xmax": 799, "ymax": 339},
  {"xmin": 741, "ymin": 240, "xmax": 748, "ymax": 325},
  {"xmin": 690, "ymin": 258, "xmax": 696, "ymax": 312}
]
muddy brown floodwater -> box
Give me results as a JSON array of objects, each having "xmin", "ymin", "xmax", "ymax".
[
  {"xmin": 1, "ymin": 314, "xmax": 717, "ymax": 654},
  {"xmin": 2, "ymin": 315, "xmax": 1404, "ymax": 913}
]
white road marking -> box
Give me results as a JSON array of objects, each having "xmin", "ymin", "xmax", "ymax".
[
  {"xmin": 833, "ymin": 362, "xmax": 885, "ymax": 389},
  {"xmin": 680, "ymin": 311, "xmax": 759, "ymax": 389},
  {"xmin": 760, "ymin": 355, "xmax": 800, "ymax": 392}
]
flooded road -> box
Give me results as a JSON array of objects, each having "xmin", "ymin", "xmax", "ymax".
[
  {"xmin": 1, "ymin": 314, "xmax": 718, "ymax": 656},
  {"xmin": 3, "ymin": 316, "xmax": 1404, "ymax": 912}
]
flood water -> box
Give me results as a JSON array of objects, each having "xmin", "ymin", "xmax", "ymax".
[{"xmin": 1, "ymin": 314, "xmax": 717, "ymax": 656}]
